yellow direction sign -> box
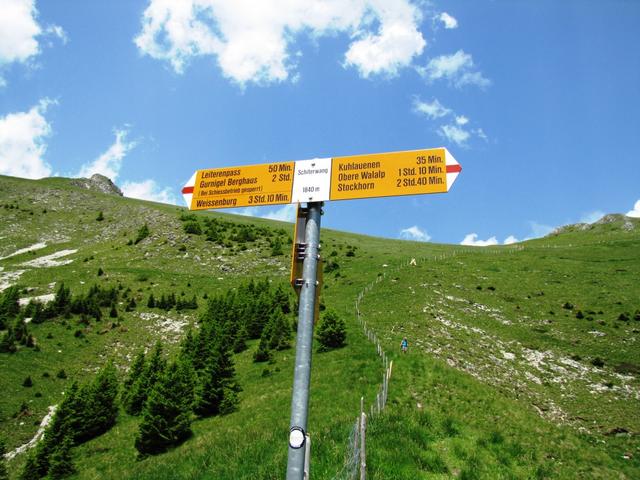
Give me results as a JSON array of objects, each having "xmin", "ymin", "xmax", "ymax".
[
  {"xmin": 182, "ymin": 147, "xmax": 461, "ymax": 209},
  {"xmin": 183, "ymin": 162, "xmax": 294, "ymax": 210},
  {"xmin": 331, "ymin": 148, "xmax": 453, "ymax": 201}
]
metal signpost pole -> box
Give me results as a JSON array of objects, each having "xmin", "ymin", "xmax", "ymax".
[{"xmin": 286, "ymin": 202, "xmax": 322, "ymax": 480}]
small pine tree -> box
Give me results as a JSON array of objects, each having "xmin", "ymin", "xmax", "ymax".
[
  {"xmin": 52, "ymin": 283, "xmax": 71, "ymax": 317},
  {"xmin": 183, "ymin": 221, "xmax": 202, "ymax": 235},
  {"xmin": 97, "ymin": 267, "xmax": 104, "ymax": 277},
  {"xmin": 147, "ymin": 293, "xmax": 156, "ymax": 308},
  {"xmin": 123, "ymin": 350, "xmax": 146, "ymax": 394},
  {"xmin": 232, "ymin": 324, "xmax": 248, "ymax": 353},
  {"xmin": 109, "ymin": 303, "xmax": 118, "ymax": 318},
  {"xmin": 96, "ymin": 211, "xmax": 104, "ymax": 222},
  {"xmin": 0, "ymin": 286, "xmax": 21, "ymax": 329},
  {"xmin": 47, "ymin": 436, "xmax": 75, "ymax": 479},
  {"xmin": 270, "ymin": 237, "xmax": 283, "ymax": 256},
  {"xmin": 135, "ymin": 360, "xmax": 195, "ymax": 456},
  {"xmin": 78, "ymin": 361, "xmax": 119, "ymax": 442},
  {"xmin": 14, "ymin": 318, "xmax": 28, "ymax": 344},
  {"xmin": 253, "ymin": 335, "xmax": 271, "ymax": 363},
  {"xmin": 273, "ymin": 285, "xmax": 291, "ymax": 314},
  {"xmin": 195, "ymin": 341, "xmax": 239, "ymax": 416},
  {"xmin": 23, "ymin": 376, "xmax": 33, "ymax": 387},
  {"xmin": 125, "ymin": 341, "xmax": 166, "ymax": 416},
  {"xmin": 267, "ymin": 309, "xmax": 291, "ymax": 351},
  {"xmin": 125, "ymin": 297, "xmax": 137, "ymax": 312},
  {"xmin": 134, "ymin": 224, "xmax": 150, "ymax": 244},
  {"xmin": 0, "ymin": 327, "xmax": 17, "ymax": 353},
  {"xmin": 18, "ymin": 451, "xmax": 40, "ymax": 480},
  {"xmin": 316, "ymin": 310, "xmax": 347, "ymax": 351}
]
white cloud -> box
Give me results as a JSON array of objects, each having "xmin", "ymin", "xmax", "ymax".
[
  {"xmin": 503, "ymin": 235, "xmax": 518, "ymax": 245},
  {"xmin": 436, "ymin": 12, "xmax": 458, "ymax": 29},
  {"xmin": 134, "ymin": 0, "xmax": 425, "ymax": 85},
  {"xmin": 0, "ymin": 0, "xmax": 66, "ymax": 85},
  {"xmin": 45, "ymin": 25, "xmax": 68, "ymax": 45},
  {"xmin": 0, "ymin": 98, "xmax": 54, "ymax": 179},
  {"xmin": 76, "ymin": 128, "xmax": 136, "ymax": 181},
  {"xmin": 343, "ymin": 1, "xmax": 426, "ymax": 78},
  {"xmin": 262, "ymin": 204, "xmax": 296, "ymax": 222},
  {"xmin": 579, "ymin": 210, "xmax": 605, "ymax": 224},
  {"xmin": 529, "ymin": 221, "xmax": 554, "ymax": 238},
  {"xmin": 460, "ymin": 233, "xmax": 498, "ymax": 247},
  {"xmin": 439, "ymin": 124, "xmax": 470, "ymax": 146},
  {"xmin": 412, "ymin": 97, "xmax": 451, "ymax": 119},
  {"xmin": 0, "ymin": 0, "xmax": 41, "ymax": 65},
  {"xmin": 399, "ymin": 225, "xmax": 431, "ymax": 242},
  {"xmin": 418, "ymin": 49, "xmax": 490, "ymax": 88},
  {"xmin": 413, "ymin": 100, "xmax": 487, "ymax": 146},
  {"xmin": 121, "ymin": 179, "xmax": 176, "ymax": 204},
  {"xmin": 626, "ymin": 200, "xmax": 640, "ymax": 218}
]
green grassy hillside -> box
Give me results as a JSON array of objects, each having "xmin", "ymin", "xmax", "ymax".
[{"xmin": 1, "ymin": 174, "xmax": 639, "ymax": 479}]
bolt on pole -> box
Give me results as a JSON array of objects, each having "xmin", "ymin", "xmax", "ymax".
[{"xmin": 286, "ymin": 202, "xmax": 322, "ymax": 480}]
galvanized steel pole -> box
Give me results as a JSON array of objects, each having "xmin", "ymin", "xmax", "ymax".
[{"xmin": 286, "ymin": 202, "xmax": 322, "ymax": 480}]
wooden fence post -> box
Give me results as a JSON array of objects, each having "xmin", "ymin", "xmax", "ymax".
[{"xmin": 360, "ymin": 413, "xmax": 367, "ymax": 480}]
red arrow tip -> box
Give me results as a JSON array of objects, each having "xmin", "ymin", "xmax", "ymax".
[
  {"xmin": 446, "ymin": 164, "xmax": 462, "ymax": 173},
  {"xmin": 182, "ymin": 186, "xmax": 194, "ymax": 194}
]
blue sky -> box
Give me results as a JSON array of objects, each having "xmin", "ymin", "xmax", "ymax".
[{"xmin": 1, "ymin": 0, "xmax": 639, "ymax": 245}]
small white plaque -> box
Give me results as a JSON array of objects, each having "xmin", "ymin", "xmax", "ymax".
[{"xmin": 291, "ymin": 157, "xmax": 332, "ymax": 203}]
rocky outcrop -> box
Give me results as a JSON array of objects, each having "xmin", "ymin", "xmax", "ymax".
[
  {"xmin": 71, "ymin": 174, "xmax": 123, "ymax": 196},
  {"xmin": 549, "ymin": 213, "xmax": 638, "ymax": 236}
]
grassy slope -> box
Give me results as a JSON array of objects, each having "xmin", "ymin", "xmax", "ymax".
[{"xmin": 1, "ymin": 175, "xmax": 639, "ymax": 479}]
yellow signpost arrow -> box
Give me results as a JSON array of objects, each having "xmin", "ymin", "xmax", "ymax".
[{"xmin": 181, "ymin": 147, "xmax": 461, "ymax": 209}]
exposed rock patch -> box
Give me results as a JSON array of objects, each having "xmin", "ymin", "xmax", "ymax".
[{"xmin": 70, "ymin": 174, "xmax": 123, "ymax": 196}]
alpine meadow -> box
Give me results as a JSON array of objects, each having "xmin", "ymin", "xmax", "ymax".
[{"xmin": 0, "ymin": 174, "xmax": 638, "ymax": 479}]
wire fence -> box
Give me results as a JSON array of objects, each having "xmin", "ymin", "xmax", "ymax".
[{"xmin": 335, "ymin": 246, "xmax": 526, "ymax": 478}]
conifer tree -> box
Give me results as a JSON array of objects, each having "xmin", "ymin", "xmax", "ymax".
[
  {"xmin": 19, "ymin": 451, "xmax": 40, "ymax": 480},
  {"xmin": 134, "ymin": 223, "xmax": 150, "ymax": 244},
  {"xmin": 232, "ymin": 324, "xmax": 248, "ymax": 353},
  {"xmin": 14, "ymin": 318, "xmax": 28, "ymax": 344},
  {"xmin": 123, "ymin": 350, "xmax": 146, "ymax": 394},
  {"xmin": 270, "ymin": 237, "xmax": 283, "ymax": 256},
  {"xmin": 78, "ymin": 361, "xmax": 119, "ymax": 442},
  {"xmin": 135, "ymin": 359, "xmax": 195, "ymax": 456},
  {"xmin": 109, "ymin": 302, "xmax": 118, "ymax": 318},
  {"xmin": 25, "ymin": 383, "xmax": 80, "ymax": 479},
  {"xmin": 178, "ymin": 330, "xmax": 196, "ymax": 366},
  {"xmin": 0, "ymin": 286, "xmax": 20, "ymax": 329},
  {"xmin": 47, "ymin": 436, "xmax": 75, "ymax": 479},
  {"xmin": 125, "ymin": 342, "xmax": 166, "ymax": 415},
  {"xmin": 51, "ymin": 283, "xmax": 71, "ymax": 317},
  {"xmin": 253, "ymin": 335, "xmax": 271, "ymax": 363},
  {"xmin": 0, "ymin": 326, "xmax": 17, "ymax": 353},
  {"xmin": 195, "ymin": 341, "xmax": 239, "ymax": 416},
  {"xmin": 267, "ymin": 309, "xmax": 291, "ymax": 351},
  {"xmin": 316, "ymin": 310, "xmax": 347, "ymax": 351},
  {"xmin": 273, "ymin": 285, "xmax": 291, "ymax": 314},
  {"xmin": 147, "ymin": 293, "xmax": 155, "ymax": 308},
  {"xmin": 27, "ymin": 301, "xmax": 46, "ymax": 324}
]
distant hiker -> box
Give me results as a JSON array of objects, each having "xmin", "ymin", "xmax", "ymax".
[{"xmin": 401, "ymin": 337, "xmax": 408, "ymax": 353}]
